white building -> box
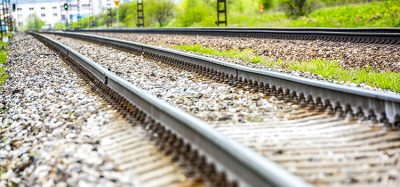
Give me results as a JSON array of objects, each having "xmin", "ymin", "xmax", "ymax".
[{"xmin": 11, "ymin": 0, "xmax": 127, "ymax": 29}]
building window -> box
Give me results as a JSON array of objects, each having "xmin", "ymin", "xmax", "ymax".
[
  {"xmin": 41, "ymin": 13, "xmax": 46, "ymax": 17},
  {"xmin": 52, "ymin": 6, "xmax": 57, "ymax": 9},
  {"xmin": 18, "ymin": 22, "xmax": 23, "ymax": 26},
  {"xmin": 18, "ymin": 14, "xmax": 22, "ymax": 17},
  {"xmin": 41, "ymin": 7, "xmax": 45, "ymax": 10},
  {"xmin": 17, "ymin": 8, "xmax": 22, "ymax": 11},
  {"xmin": 29, "ymin": 7, "xmax": 34, "ymax": 10},
  {"xmin": 53, "ymin": 13, "xmax": 57, "ymax": 17}
]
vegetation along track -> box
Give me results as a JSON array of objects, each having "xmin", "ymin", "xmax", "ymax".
[
  {"xmin": 42, "ymin": 31, "xmax": 400, "ymax": 186},
  {"xmin": 69, "ymin": 28, "xmax": 400, "ymax": 45},
  {"xmin": 31, "ymin": 32, "xmax": 310, "ymax": 187}
]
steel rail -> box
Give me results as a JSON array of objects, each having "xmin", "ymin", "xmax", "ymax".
[
  {"xmin": 42, "ymin": 31, "xmax": 400, "ymax": 126},
  {"xmin": 30, "ymin": 32, "xmax": 312, "ymax": 187},
  {"xmin": 65, "ymin": 27, "xmax": 400, "ymax": 44}
]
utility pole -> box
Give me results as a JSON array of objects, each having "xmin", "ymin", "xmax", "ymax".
[
  {"xmin": 5, "ymin": 0, "xmax": 11, "ymax": 32},
  {"xmin": 0, "ymin": 1, "xmax": 4, "ymax": 40},
  {"xmin": 14, "ymin": 0, "xmax": 18, "ymax": 32},
  {"xmin": 114, "ymin": 0, "xmax": 120, "ymax": 27},
  {"xmin": 1, "ymin": 0, "xmax": 7, "ymax": 41},
  {"xmin": 12, "ymin": 0, "xmax": 16, "ymax": 32},
  {"xmin": 77, "ymin": 0, "xmax": 80, "ymax": 29},
  {"xmin": 136, "ymin": 0, "xmax": 144, "ymax": 27},
  {"xmin": 216, "ymin": 0, "xmax": 227, "ymax": 26},
  {"xmin": 88, "ymin": 0, "xmax": 93, "ymax": 28},
  {"xmin": 10, "ymin": 0, "xmax": 14, "ymax": 32},
  {"xmin": 4, "ymin": 0, "xmax": 9, "ymax": 33},
  {"xmin": 64, "ymin": 1, "xmax": 69, "ymax": 29},
  {"xmin": 106, "ymin": 0, "xmax": 112, "ymax": 27}
]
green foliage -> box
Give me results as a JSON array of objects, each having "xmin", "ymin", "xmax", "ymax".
[
  {"xmin": 289, "ymin": 60, "xmax": 400, "ymax": 92},
  {"xmin": 120, "ymin": 2, "xmax": 138, "ymax": 27},
  {"xmin": 319, "ymin": 0, "xmax": 387, "ymax": 6},
  {"xmin": 69, "ymin": 0, "xmax": 176, "ymax": 28},
  {"xmin": 25, "ymin": 14, "xmax": 45, "ymax": 31},
  {"xmin": 281, "ymin": 0, "xmax": 317, "ymax": 19},
  {"xmin": 172, "ymin": 44, "xmax": 400, "ymax": 92},
  {"xmin": 290, "ymin": 1, "xmax": 400, "ymax": 27},
  {"xmin": 172, "ymin": 44, "xmax": 279, "ymax": 66},
  {"xmin": 0, "ymin": 50, "xmax": 8, "ymax": 89},
  {"xmin": 229, "ymin": 1, "xmax": 399, "ymax": 27},
  {"xmin": 0, "ymin": 50, "xmax": 7, "ymax": 63},
  {"xmin": 147, "ymin": 0, "xmax": 176, "ymax": 27},
  {"xmin": 260, "ymin": 0, "xmax": 274, "ymax": 10},
  {"xmin": 70, "ymin": 16, "xmax": 97, "ymax": 29},
  {"xmin": 173, "ymin": 0, "xmax": 215, "ymax": 27},
  {"xmin": 0, "ymin": 42, "xmax": 8, "ymax": 50},
  {"xmin": 229, "ymin": 0, "xmax": 259, "ymax": 15},
  {"xmin": 69, "ymin": 0, "xmax": 398, "ymax": 28},
  {"xmin": 54, "ymin": 22, "xmax": 66, "ymax": 30},
  {"xmin": 172, "ymin": 0, "xmax": 397, "ymax": 26},
  {"xmin": 172, "ymin": 0, "xmax": 260, "ymax": 26}
]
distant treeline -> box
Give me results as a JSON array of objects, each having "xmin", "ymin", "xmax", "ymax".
[{"xmin": 55, "ymin": 0, "xmax": 391, "ymax": 29}]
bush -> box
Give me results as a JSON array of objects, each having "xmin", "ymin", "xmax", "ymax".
[
  {"xmin": 25, "ymin": 14, "xmax": 45, "ymax": 31},
  {"xmin": 260, "ymin": 0, "xmax": 274, "ymax": 10},
  {"xmin": 281, "ymin": 0, "xmax": 317, "ymax": 19},
  {"xmin": 174, "ymin": 0, "xmax": 215, "ymax": 27},
  {"xmin": 54, "ymin": 22, "xmax": 66, "ymax": 30},
  {"xmin": 147, "ymin": 0, "xmax": 176, "ymax": 27}
]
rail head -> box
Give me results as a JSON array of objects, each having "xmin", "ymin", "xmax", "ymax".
[
  {"xmin": 30, "ymin": 32, "xmax": 312, "ymax": 187},
  {"xmin": 42, "ymin": 31, "xmax": 400, "ymax": 126},
  {"xmin": 67, "ymin": 27, "xmax": 400, "ymax": 33}
]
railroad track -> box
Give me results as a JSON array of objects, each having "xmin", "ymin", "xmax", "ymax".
[
  {"xmin": 37, "ymin": 31, "xmax": 400, "ymax": 186},
  {"xmin": 66, "ymin": 28, "xmax": 400, "ymax": 45},
  {"xmin": 30, "ymin": 32, "xmax": 309, "ymax": 187},
  {"xmin": 43, "ymin": 31, "xmax": 400, "ymax": 126}
]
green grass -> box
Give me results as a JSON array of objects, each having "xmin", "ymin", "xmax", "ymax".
[
  {"xmin": 229, "ymin": 1, "xmax": 400, "ymax": 27},
  {"xmin": 0, "ymin": 41, "xmax": 8, "ymax": 89},
  {"xmin": 70, "ymin": 0, "xmax": 399, "ymax": 29},
  {"xmin": 172, "ymin": 44, "xmax": 400, "ymax": 92},
  {"xmin": 288, "ymin": 60, "xmax": 400, "ymax": 91},
  {"xmin": 290, "ymin": 1, "xmax": 400, "ymax": 27}
]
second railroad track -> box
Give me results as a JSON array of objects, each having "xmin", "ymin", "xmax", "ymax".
[{"xmin": 67, "ymin": 27, "xmax": 400, "ymax": 45}]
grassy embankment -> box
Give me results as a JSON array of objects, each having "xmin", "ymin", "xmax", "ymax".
[
  {"xmin": 66, "ymin": 1, "xmax": 399, "ymax": 28},
  {"xmin": 172, "ymin": 44, "xmax": 400, "ymax": 92},
  {"xmin": 0, "ymin": 41, "xmax": 7, "ymax": 89},
  {"xmin": 170, "ymin": 2, "xmax": 400, "ymax": 92},
  {"xmin": 229, "ymin": 1, "xmax": 399, "ymax": 27}
]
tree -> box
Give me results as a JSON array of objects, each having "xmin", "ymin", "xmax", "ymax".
[
  {"xmin": 259, "ymin": 0, "xmax": 274, "ymax": 11},
  {"xmin": 174, "ymin": 0, "xmax": 215, "ymax": 27},
  {"xmin": 25, "ymin": 14, "xmax": 45, "ymax": 31},
  {"xmin": 153, "ymin": 0, "xmax": 175, "ymax": 27},
  {"xmin": 281, "ymin": 0, "xmax": 316, "ymax": 19}
]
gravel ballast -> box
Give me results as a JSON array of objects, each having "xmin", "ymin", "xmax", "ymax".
[
  {"xmin": 83, "ymin": 32, "xmax": 400, "ymax": 73},
  {"xmin": 47, "ymin": 34, "xmax": 296, "ymax": 124},
  {"xmin": 46, "ymin": 34, "xmax": 400, "ymax": 186},
  {"xmin": 0, "ymin": 34, "xmax": 195, "ymax": 187},
  {"xmin": 0, "ymin": 34, "xmax": 129, "ymax": 186},
  {"xmin": 75, "ymin": 32, "xmax": 400, "ymax": 94}
]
